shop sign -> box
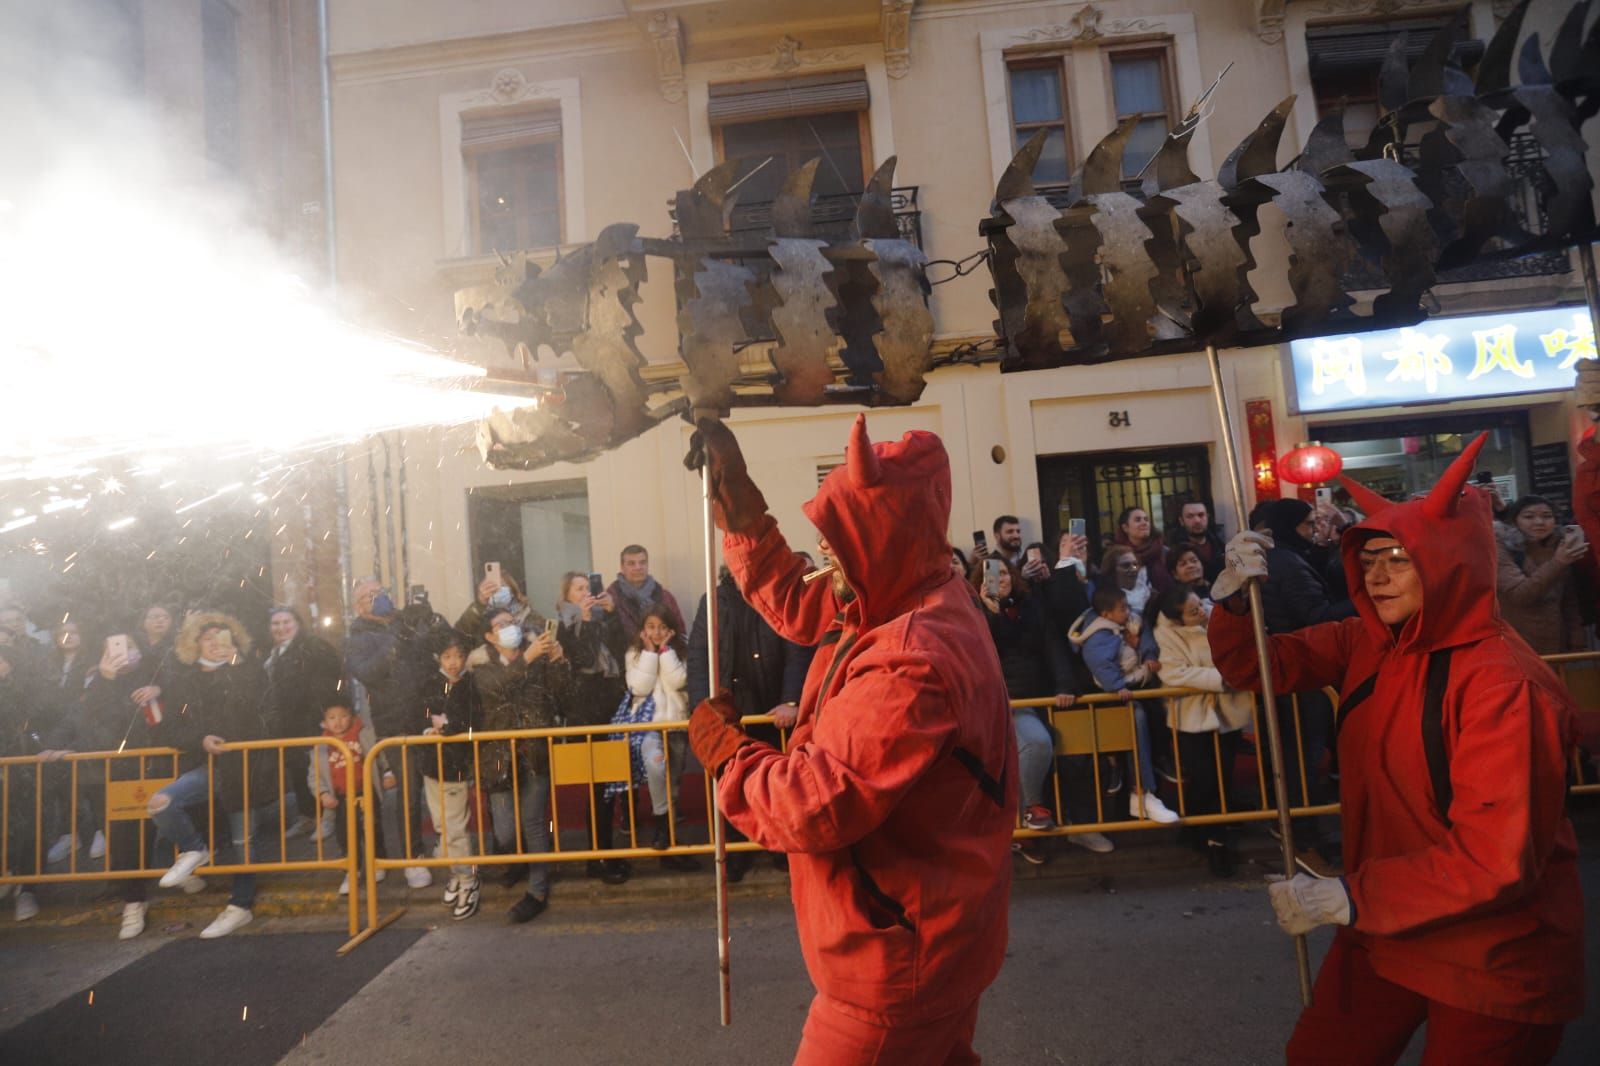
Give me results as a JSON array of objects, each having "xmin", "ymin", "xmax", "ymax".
[{"xmin": 1286, "ymin": 307, "xmax": 1595, "ymax": 414}]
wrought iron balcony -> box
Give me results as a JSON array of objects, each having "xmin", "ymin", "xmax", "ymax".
[{"xmin": 669, "ymin": 186, "xmax": 923, "ymax": 248}]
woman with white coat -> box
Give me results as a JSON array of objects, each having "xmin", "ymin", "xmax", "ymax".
[
  {"xmin": 1153, "ymin": 582, "xmax": 1254, "ymax": 875},
  {"xmin": 620, "ymin": 608, "xmax": 699, "ymax": 871}
]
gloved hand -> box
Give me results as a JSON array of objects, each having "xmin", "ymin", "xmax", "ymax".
[
  {"xmin": 685, "ymin": 418, "xmax": 769, "ymax": 534},
  {"xmin": 1209, "ymin": 531, "xmax": 1273, "ymax": 602},
  {"xmin": 688, "ymin": 693, "xmax": 749, "ymax": 774},
  {"xmin": 1266, "ymin": 873, "xmax": 1351, "ymax": 935}
]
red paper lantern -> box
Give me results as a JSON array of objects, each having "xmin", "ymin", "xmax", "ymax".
[{"xmin": 1278, "ymin": 442, "xmax": 1343, "ymax": 485}]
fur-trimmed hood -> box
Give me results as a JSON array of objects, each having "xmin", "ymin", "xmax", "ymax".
[{"xmin": 174, "ymin": 611, "xmax": 253, "ymax": 665}]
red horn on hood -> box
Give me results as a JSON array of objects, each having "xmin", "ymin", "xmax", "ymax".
[
  {"xmin": 1422, "ymin": 432, "xmax": 1490, "ymax": 519},
  {"xmin": 847, "ymin": 414, "xmax": 881, "ymax": 487},
  {"xmin": 1337, "ymin": 475, "xmax": 1393, "ymax": 518}
]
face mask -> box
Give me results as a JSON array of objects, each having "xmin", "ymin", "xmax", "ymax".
[
  {"xmin": 494, "ymin": 624, "xmax": 522, "ymax": 649},
  {"xmin": 371, "ymin": 592, "xmax": 395, "ymax": 618},
  {"xmin": 489, "ymin": 586, "xmax": 513, "ymax": 609}
]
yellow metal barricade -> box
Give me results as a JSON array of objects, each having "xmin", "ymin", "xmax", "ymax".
[{"xmin": 0, "ymin": 738, "xmax": 361, "ymax": 940}]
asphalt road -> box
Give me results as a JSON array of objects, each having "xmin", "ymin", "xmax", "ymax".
[{"xmin": 3, "ymin": 851, "xmax": 1596, "ymax": 1065}]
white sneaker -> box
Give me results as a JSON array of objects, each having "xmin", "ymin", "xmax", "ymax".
[
  {"xmin": 338, "ymin": 874, "xmax": 351, "ymax": 896},
  {"xmin": 15, "ymin": 891, "xmax": 39, "ymax": 921},
  {"xmin": 404, "ymin": 866, "xmax": 432, "ymax": 889},
  {"xmin": 1068, "ymin": 831, "xmax": 1116, "ymax": 854},
  {"xmin": 180, "ymin": 875, "xmax": 207, "ymax": 895},
  {"xmin": 285, "ymin": 815, "xmax": 315, "ymax": 839},
  {"xmin": 89, "ymin": 831, "xmax": 107, "ymax": 860},
  {"xmin": 47, "ymin": 835, "xmax": 75, "ymax": 864},
  {"xmin": 199, "ymin": 904, "xmax": 252, "ymax": 939},
  {"xmin": 0, "ymin": 872, "xmax": 12, "ymax": 899},
  {"xmin": 118, "ymin": 901, "xmax": 147, "ymax": 940},
  {"xmin": 159, "ymin": 848, "xmax": 210, "ymax": 888},
  {"xmin": 311, "ymin": 811, "xmax": 336, "ymax": 842},
  {"xmin": 442, "ymin": 875, "xmax": 461, "ymax": 905},
  {"xmin": 1129, "ymin": 791, "xmax": 1180, "ymax": 824},
  {"xmin": 374, "ymin": 868, "xmax": 387, "ymax": 883}
]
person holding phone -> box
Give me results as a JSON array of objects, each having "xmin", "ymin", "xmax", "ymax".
[
  {"xmin": 1494, "ymin": 496, "xmax": 1589, "ymax": 655},
  {"xmin": 457, "ymin": 565, "xmax": 542, "ymax": 657}
]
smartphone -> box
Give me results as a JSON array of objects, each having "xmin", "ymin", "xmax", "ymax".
[
  {"xmin": 543, "ymin": 618, "xmax": 559, "ymax": 639},
  {"xmin": 1026, "ymin": 546, "xmax": 1043, "ymax": 565},
  {"xmin": 973, "ymin": 530, "xmax": 988, "ymax": 552},
  {"xmin": 1068, "ymin": 518, "xmax": 1086, "ymax": 539},
  {"xmin": 106, "ymin": 634, "xmax": 129, "ymax": 659},
  {"xmin": 983, "ymin": 558, "xmax": 1004, "ymax": 599},
  {"xmin": 1315, "ymin": 487, "xmax": 1333, "ymax": 507},
  {"xmin": 484, "ymin": 561, "xmax": 501, "ymax": 584},
  {"xmin": 588, "ymin": 572, "xmax": 604, "ymax": 597},
  {"xmin": 408, "ymin": 584, "xmax": 427, "ymax": 606}
]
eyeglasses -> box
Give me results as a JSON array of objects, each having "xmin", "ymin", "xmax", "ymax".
[{"xmin": 1116, "ymin": 562, "xmax": 1141, "ymax": 571}]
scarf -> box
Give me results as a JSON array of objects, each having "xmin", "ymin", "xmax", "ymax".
[
  {"xmin": 198, "ymin": 656, "xmax": 232, "ymax": 670},
  {"xmin": 614, "ymin": 575, "xmax": 660, "ymax": 612}
]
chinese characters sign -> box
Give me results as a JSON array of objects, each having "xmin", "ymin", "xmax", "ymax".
[{"xmin": 1287, "ymin": 308, "xmax": 1596, "ymax": 414}]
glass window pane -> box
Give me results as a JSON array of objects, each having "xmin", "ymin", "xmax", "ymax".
[
  {"xmin": 721, "ymin": 111, "xmax": 864, "ymax": 201},
  {"xmin": 1009, "ymin": 65, "xmax": 1063, "ymax": 124},
  {"xmin": 475, "ymin": 141, "xmax": 561, "ymax": 253},
  {"xmin": 1111, "ymin": 55, "xmax": 1165, "ymax": 117},
  {"xmin": 1016, "ymin": 127, "xmax": 1070, "ymax": 185}
]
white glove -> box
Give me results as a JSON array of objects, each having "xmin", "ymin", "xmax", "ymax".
[
  {"xmin": 1209, "ymin": 530, "xmax": 1273, "ymax": 602},
  {"xmin": 1266, "ymin": 873, "xmax": 1351, "ymax": 935}
]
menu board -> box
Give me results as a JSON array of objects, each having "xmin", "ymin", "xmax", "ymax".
[{"xmin": 1529, "ymin": 442, "xmax": 1574, "ymax": 513}]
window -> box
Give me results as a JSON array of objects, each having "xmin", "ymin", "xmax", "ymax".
[
  {"xmin": 1006, "ymin": 59, "xmax": 1072, "ymax": 186},
  {"xmin": 202, "ymin": 0, "xmax": 239, "ymax": 174},
  {"xmin": 467, "ymin": 480, "xmax": 591, "ymax": 610},
  {"xmin": 1306, "ymin": 13, "xmax": 1470, "ymax": 149},
  {"xmin": 463, "ymin": 109, "xmax": 563, "ymax": 255},
  {"xmin": 1107, "ymin": 48, "xmax": 1176, "ymax": 181},
  {"xmin": 711, "ymin": 71, "xmax": 871, "ymax": 204}
]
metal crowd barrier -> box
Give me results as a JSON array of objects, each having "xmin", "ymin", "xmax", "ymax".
[{"xmin": 0, "ymin": 737, "xmax": 361, "ymax": 937}]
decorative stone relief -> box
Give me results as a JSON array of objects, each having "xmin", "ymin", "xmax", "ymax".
[
  {"xmin": 1009, "ymin": 4, "xmax": 1160, "ymax": 45},
  {"xmin": 459, "ymin": 68, "xmax": 562, "ymax": 109},
  {"xmin": 648, "ymin": 14, "xmax": 686, "ymax": 103},
  {"xmin": 882, "ymin": 0, "xmax": 915, "ymax": 79},
  {"xmin": 715, "ymin": 38, "xmax": 859, "ymax": 77},
  {"xmin": 1254, "ymin": 0, "xmax": 1286, "ymax": 44}
]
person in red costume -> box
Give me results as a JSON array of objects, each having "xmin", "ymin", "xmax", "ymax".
[
  {"xmin": 1206, "ymin": 433, "xmax": 1584, "ymax": 1065},
  {"xmin": 686, "ymin": 414, "xmax": 1017, "ymax": 1065}
]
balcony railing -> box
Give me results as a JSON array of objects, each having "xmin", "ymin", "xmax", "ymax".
[{"xmin": 670, "ymin": 186, "xmax": 923, "ymax": 248}]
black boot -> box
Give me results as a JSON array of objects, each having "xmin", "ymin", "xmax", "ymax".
[
  {"xmin": 600, "ymin": 858, "xmax": 631, "ymax": 885},
  {"xmin": 1205, "ymin": 838, "xmax": 1235, "ymax": 878},
  {"xmin": 650, "ymin": 821, "xmax": 670, "ymax": 851},
  {"xmin": 508, "ymin": 892, "xmax": 548, "ymax": 924}
]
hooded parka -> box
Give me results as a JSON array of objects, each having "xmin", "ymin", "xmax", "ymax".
[
  {"xmin": 715, "ymin": 415, "xmax": 1017, "ymax": 1029},
  {"xmin": 1211, "ymin": 435, "xmax": 1584, "ymax": 1025}
]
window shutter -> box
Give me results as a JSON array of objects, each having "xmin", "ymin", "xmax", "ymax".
[
  {"xmin": 461, "ymin": 108, "xmax": 561, "ymax": 152},
  {"xmin": 1305, "ymin": 17, "xmax": 1480, "ymax": 73},
  {"xmin": 816, "ymin": 460, "xmax": 842, "ymax": 488},
  {"xmin": 709, "ymin": 70, "xmax": 869, "ymax": 125}
]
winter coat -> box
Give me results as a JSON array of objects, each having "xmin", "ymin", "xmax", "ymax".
[
  {"xmin": 311, "ymin": 719, "xmax": 375, "ymax": 797},
  {"xmin": 983, "ymin": 594, "xmax": 1075, "ymax": 701},
  {"xmin": 163, "ymin": 662, "xmax": 268, "ymax": 815},
  {"xmin": 1067, "ymin": 610, "xmax": 1156, "ymax": 693},
  {"xmin": 1152, "ymin": 614, "xmax": 1251, "ymax": 733},
  {"xmin": 1169, "ymin": 529, "xmax": 1226, "ymax": 583},
  {"xmin": 717, "ymin": 416, "xmax": 1016, "ymax": 1026},
  {"xmin": 625, "ymin": 645, "xmax": 688, "ymax": 723},
  {"xmin": 1114, "ymin": 531, "xmax": 1173, "ymax": 596},
  {"xmin": 686, "ymin": 576, "xmax": 812, "ymax": 714},
  {"xmin": 261, "ymin": 634, "xmax": 345, "ymax": 737},
  {"xmin": 345, "ymin": 608, "xmax": 450, "ymax": 738},
  {"xmin": 1494, "ymin": 526, "xmax": 1586, "ymax": 655},
  {"xmin": 1256, "ymin": 501, "xmax": 1357, "ymax": 635},
  {"xmin": 557, "ymin": 606, "xmax": 625, "ymax": 727},
  {"xmin": 1210, "ymin": 444, "xmax": 1584, "ymax": 1024},
  {"xmin": 472, "ymin": 650, "xmax": 568, "ymax": 781},
  {"xmin": 417, "ymin": 671, "xmax": 484, "ymax": 783},
  {"xmin": 66, "ymin": 670, "xmax": 168, "ymax": 782}
]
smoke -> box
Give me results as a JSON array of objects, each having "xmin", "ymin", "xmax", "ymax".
[{"xmin": 0, "ymin": 2, "xmax": 526, "ymax": 486}]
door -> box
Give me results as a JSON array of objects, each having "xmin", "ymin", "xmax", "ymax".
[{"xmin": 1036, "ymin": 446, "xmax": 1212, "ymax": 561}]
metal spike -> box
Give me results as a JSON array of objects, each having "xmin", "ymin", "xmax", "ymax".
[
  {"xmin": 1217, "ymin": 97, "xmax": 1294, "ymax": 190},
  {"xmin": 773, "ymin": 158, "xmax": 820, "ymax": 238},
  {"xmin": 1518, "ymin": 32, "xmax": 1554, "ymax": 87},
  {"xmin": 996, "ymin": 130, "xmax": 1047, "ymax": 203},
  {"xmin": 1295, "ymin": 111, "xmax": 1355, "ymax": 176},
  {"xmin": 856, "ymin": 157, "xmax": 899, "ymax": 239},
  {"xmin": 1378, "ymin": 33, "xmax": 1411, "ymax": 114},
  {"xmin": 1476, "ymin": 0, "xmax": 1531, "ymax": 95},
  {"xmin": 1081, "ymin": 116, "xmax": 1140, "ymax": 196}
]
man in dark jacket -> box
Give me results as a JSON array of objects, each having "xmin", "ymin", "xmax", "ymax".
[
  {"xmin": 344, "ymin": 577, "xmax": 449, "ymax": 886},
  {"xmin": 1254, "ymin": 499, "xmax": 1356, "ymax": 873},
  {"xmin": 687, "ymin": 568, "xmax": 814, "ymax": 879},
  {"xmin": 263, "ymin": 606, "xmax": 343, "ymax": 834},
  {"xmin": 1170, "ymin": 500, "xmax": 1226, "ymax": 583},
  {"xmin": 607, "ymin": 546, "xmax": 687, "ymax": 640}
]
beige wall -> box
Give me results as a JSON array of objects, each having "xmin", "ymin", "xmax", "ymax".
[{"xmin": 326, "ymin": 0, "xmax": 1594, "ymax": 618}]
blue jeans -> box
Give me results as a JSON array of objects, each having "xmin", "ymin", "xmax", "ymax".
[
  {"xmin": 641, "ymin": 730, "xmax": 687, "ymax": 819},
  {"xmin": 1012, "ymin": 708, "xmax": 1053, "ymax": 811},
  {"xmin": 150, "ymin": 767, "xmax": 257, "ymax": 908},
  {"xmin": 1132, "ymin": 701, "xmax": 1159, "ymax": 794},
  {"xmin": 488, "ymin": 773, "xmax": 553, "ymax": 900}
]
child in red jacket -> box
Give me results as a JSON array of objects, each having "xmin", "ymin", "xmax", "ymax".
[{"xmin": 311, "ymin": 699, "xmax": 382, "ymax": 896}]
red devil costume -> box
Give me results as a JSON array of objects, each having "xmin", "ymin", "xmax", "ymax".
[
  {"xmin": 1210, "ymin": 434, "xmax": 1584, "ymax": 1064},
  {"xmin": 688, "ymin": 415, "xmax": 1017, "ymax": 1064}
]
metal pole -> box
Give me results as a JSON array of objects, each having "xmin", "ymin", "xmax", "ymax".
[
  {"xmin": 1579, "ymin": 242, "xmax": 1600, "ymax": 330},
  {"xmin": 702, "ymin": 464, "xmax": 731, "ymax": 1026},
  {"xmin": 1204, "ymin": 344, "xmax": 1314, "ymax": 1006}
]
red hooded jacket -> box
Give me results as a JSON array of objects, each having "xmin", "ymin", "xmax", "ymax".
[
  {"xmin": 716, "ymin": 415, "xmax": 1018, "ymax": 1026},
  {"xmin": 1211, "ymin": 435, "xmax": 1584, "ymax": 1024}
]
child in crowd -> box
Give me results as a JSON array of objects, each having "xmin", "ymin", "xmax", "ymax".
[
  {"xmin": 1068, "ymin": 587, "xmax": 1179, "ymax": 824},
  {"xmin": 616, "ymin": 609, "xmax": 699, "ymax": 871},
  {"xmin": 419, "ymin": 634, "xmax": 484, "ymax": 919},
  {"xmin": 311, "ymin": 698, "xmax": 385, "ymax": 896}
]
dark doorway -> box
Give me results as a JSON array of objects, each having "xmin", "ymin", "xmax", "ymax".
[
  {"xmin": 1036, "ymin": 446, "xmax": 1212, "ymax": 559},
  {"xmin": 466, "ymin": 479, "xmax": 591, "ymax": 609}
]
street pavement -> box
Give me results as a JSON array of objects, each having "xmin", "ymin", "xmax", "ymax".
[{"xmin": 2, "ymin": 841, "xmax": 1596, "ymax": 1065}]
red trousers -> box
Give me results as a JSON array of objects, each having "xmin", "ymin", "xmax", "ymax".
[
  {"xmin": 1287, "ymin": 933, "xmax": 1566, "ymax": 1066},
  {"xmin": 792, "ymin": 994, "xmax": 982, "ymax": 1066}
]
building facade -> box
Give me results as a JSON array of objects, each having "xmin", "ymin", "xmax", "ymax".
[{"xmin": 325, "ymin": 0, "xmax": 1596, "ymax": 622}]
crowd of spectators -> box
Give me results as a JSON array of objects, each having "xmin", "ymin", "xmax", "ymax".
[{"xmin": 1, "ymin": 482, "xmax": 1590, "ymax": 937}]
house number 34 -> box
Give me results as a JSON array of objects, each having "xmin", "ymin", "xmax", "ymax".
[{"xmin": 1108, "ymin": 410, "xmax": 1132, "ymax": 427}]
